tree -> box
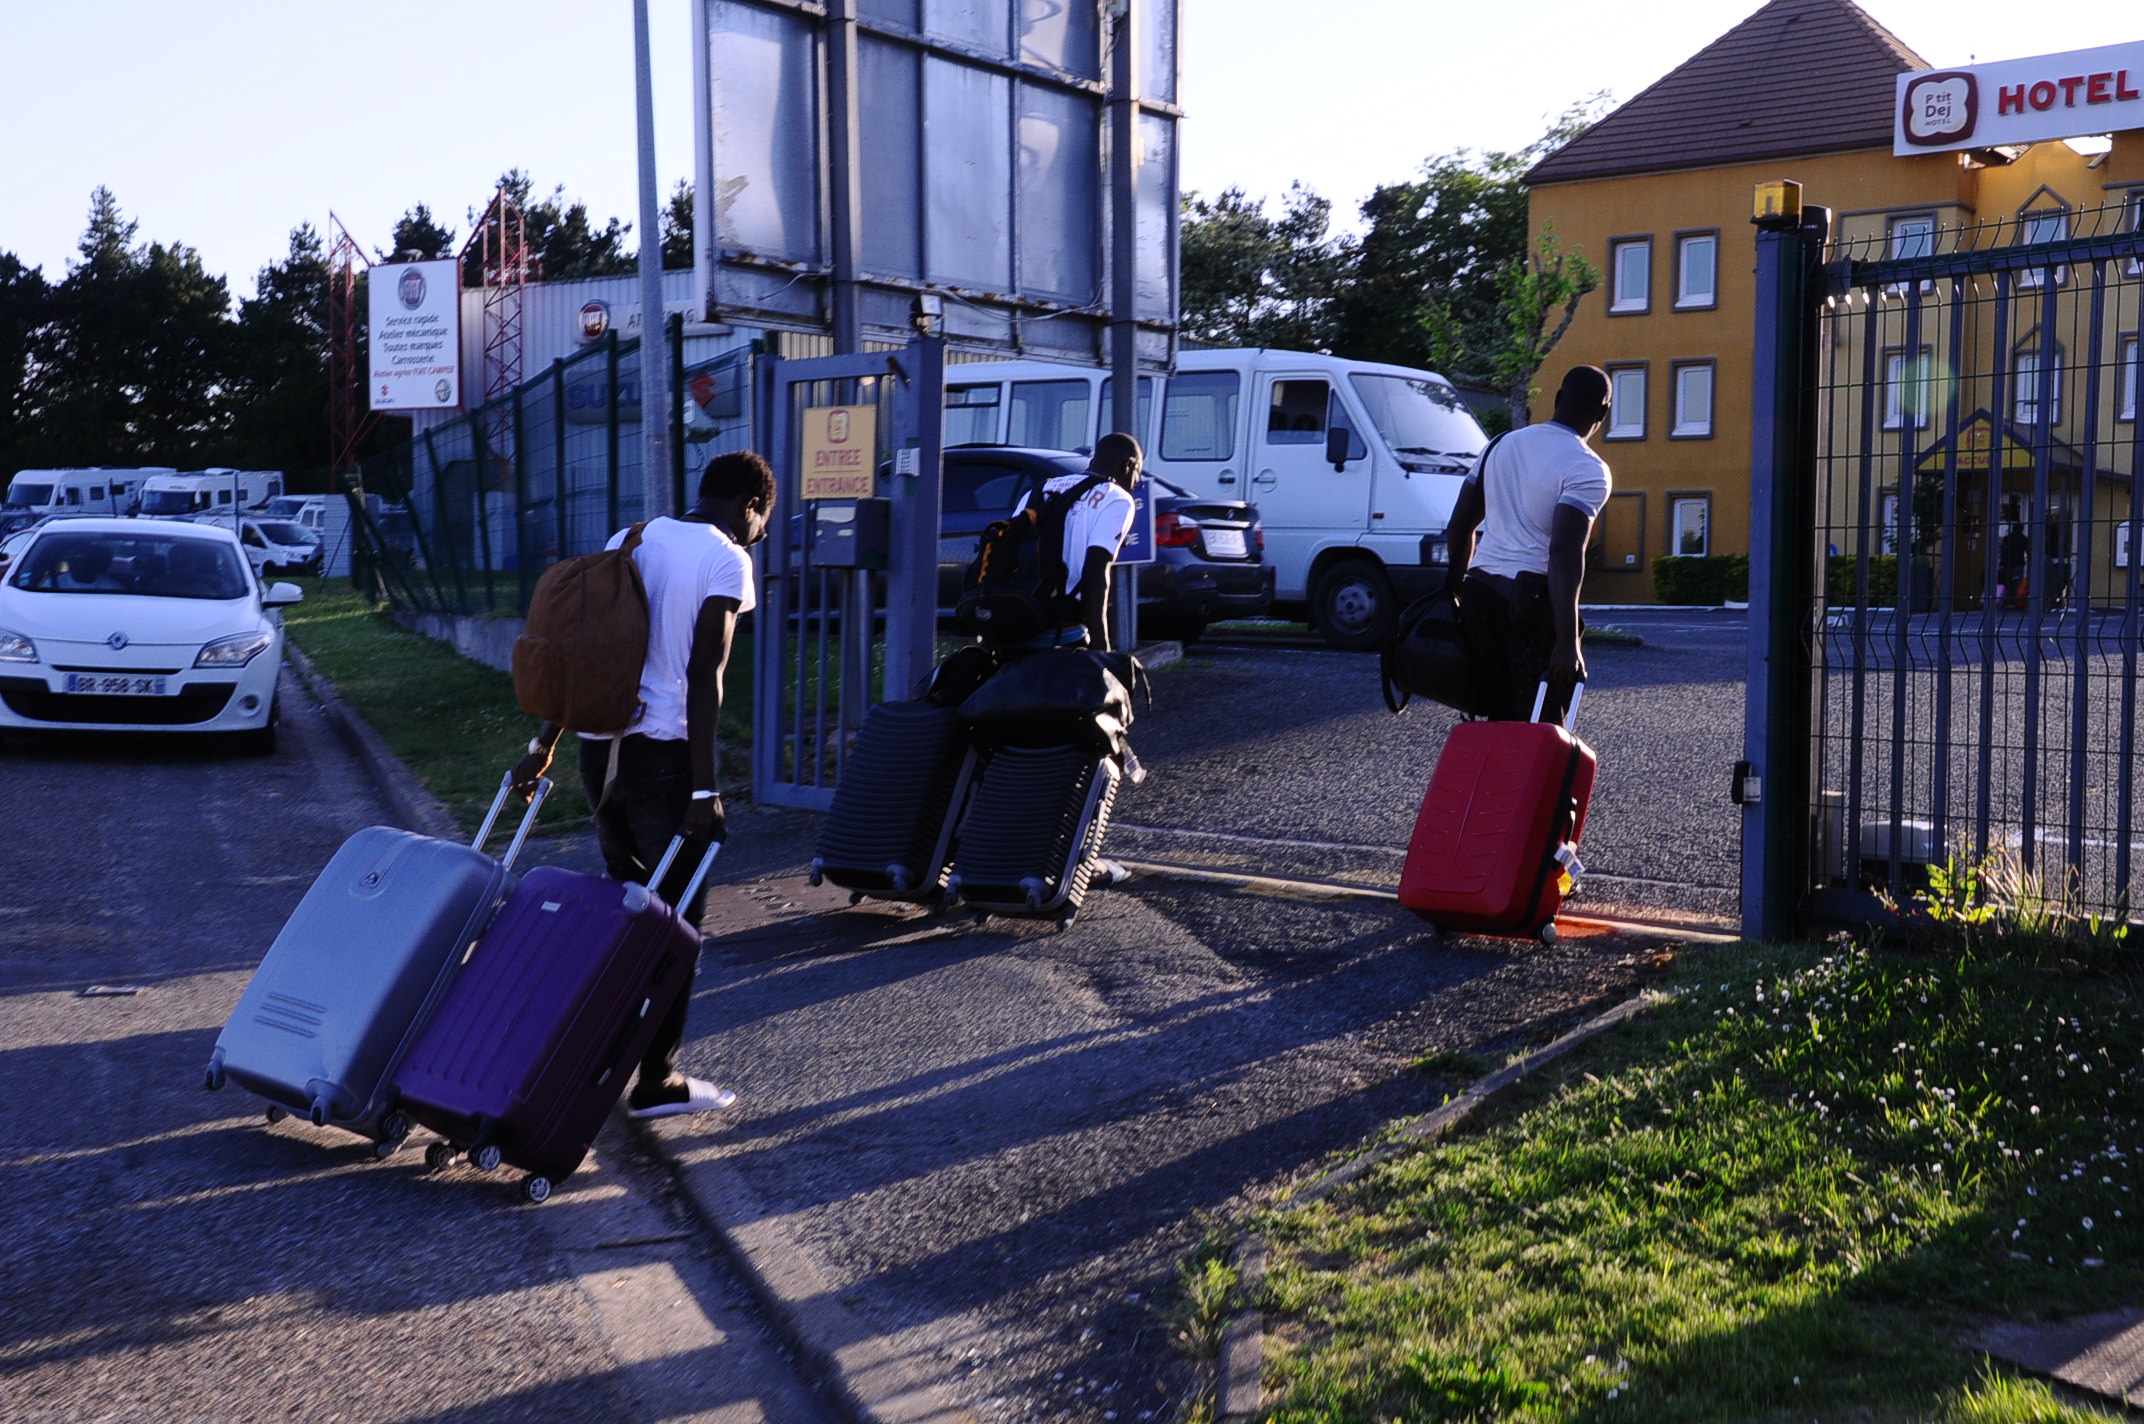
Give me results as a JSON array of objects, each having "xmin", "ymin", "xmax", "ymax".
[
  {"xmin": 386, "ymin": 203, "xmax": 457, "ymax": 262},
  {"xmin": 0, "ymin": 252, "xmax": 49, "ymax": 473},
  {"xmin": 29, "ymin": 188, "xmax": 235, "ymax": 467},
  {"xmin": 226, "ymin": 224, "xmax": 331, "ymax": 482},
  {"xmin": 1491, "ymin": 227, "xmax": 1600, "ymax": 428},
  {"xmin": 661, "ymin": 179, "xmax": 694, "ymax": 270},
  {"xmin": 463, "ymin": 170, "xmax": 635, "ymax": 286},
  {"xmin": 1179, "ymin": 184, "xmax": 1351, "ymax": 351}
]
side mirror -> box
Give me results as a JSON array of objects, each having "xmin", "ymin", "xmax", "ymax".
[
  {"xmin": 1324, "ymin": 425, "xmax": 1351, "ymax": 470},
  {"xmin": 263, "ymin": 582, "xmax": 305, "ymax": 608}
]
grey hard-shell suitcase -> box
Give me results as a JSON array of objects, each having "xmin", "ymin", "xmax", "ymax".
[
  {"xmin": 204, "ymin": 774, "xmax": 550, "ymax": 1155},
  {"xmin": 946, "ymin": 745, "xmax": 1120, "ymax": 927},
  {"xmin": 810, "ymin": 700, "xmax": 981, "ymax": 903}
]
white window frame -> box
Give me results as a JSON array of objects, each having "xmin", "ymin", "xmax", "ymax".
[
  {"xmin": 1880, "ymin": 492, "xmax": 1900, "ymax": 556},
  {"xmin": 2127, "ymin": 192, "xmax": 2144, "ymax": 278},
  {"xmin": 2120, "ymin": 335, "xmax": 2139, "ymax": 424},
  {"xmin": 1889, "ymin": 213, "xmax": 1936, "ymax": 262},
  {"xmin": 1609, "ymin": 238, "xmax": 1651, "ymax": 314},
  {"xmin": 1674, "ymin": 232, "xmax": 1717, "ymax": 310},
  {"xmin": 1669, "ymin": 495, "xmax": 1710, "ymax": 557},
  {"xmin": 2014, "ymin": 347, "xmax": 2064, "ymax": 428},
  {"xmin": 1606, "ymin": 365, "xmax": 1647, "ymax": 439},
  {"xmin": 1883, "ymin": 348, "xmax": 1933, "ymax": 431},
  {"xmin": 1670, "ymin": 361, "xmax": 1714, "ymax": 439},
  {"xmin": 2016, "ymin": 207, "xmax": 2070, "ymax": 289}
]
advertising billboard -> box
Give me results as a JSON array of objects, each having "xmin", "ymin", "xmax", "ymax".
[
  {"xmin": 1895, "ymin": 40, "xmax": 2144, "ymax": 156},
  {"xmin": 369, "ymin": 259, "xmax": 463, "ymax": 411}
]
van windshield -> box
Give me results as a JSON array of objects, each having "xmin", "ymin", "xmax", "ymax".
[
  {"xmin": 6, "ymin": 483, "xmax": 52, "ymax": 509},
  {"xmin": 1348, "ymin": 375, "xmax": 1486, "ymax": 465},
  {"xmin": 139, "ymin": 489, "xmax": 198, "ymax": 516},
  {"xmin": 256, "ymin": 521, "xmax": 312, "ymax": 545}
]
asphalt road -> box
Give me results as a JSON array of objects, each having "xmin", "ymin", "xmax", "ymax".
[
  {"xmin": 1123, "ymin": 607, "xmax": 1752, "ymax": 921},
  {"xmin": 0, "ymin": 673, "xmax": 835, "ymax": 1424}
]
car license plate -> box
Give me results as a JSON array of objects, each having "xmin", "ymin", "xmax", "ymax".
[
  {"xmin": 64, "ymin": 673, "xmax": 171, "ymax": 697},
  {"xmin": 1202, "ymin": 528, "xmax": 1247, "ymax": 559}
]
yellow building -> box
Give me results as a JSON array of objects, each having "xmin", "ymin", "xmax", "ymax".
[{"xmin": 1524, "ymin": 0, "xmax": 2144, "ymax": 601}]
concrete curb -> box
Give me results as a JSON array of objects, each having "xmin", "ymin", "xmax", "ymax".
[
  {"xmin": 283, "ymin": 642, "xmax": 461, "ymax": 841},
  {"xmin": 283, "ymin": 632, "xmax": 972, "ymax": 1424},
  {"xmin": 1211, "ymin": 989, "xmax": 1677, "ymax": 1423}
]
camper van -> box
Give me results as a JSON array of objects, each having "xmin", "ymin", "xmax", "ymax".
[
  {"xmin": 4, "ymin": 467, "xmax": 170, "ymax": 525},
  {"xmin": 941, "ymin": 350, "xmax": 1490, "ymax": 649},
  {"xmin": 137, "ymin": 469, "xmax": 285, "ymax": 520},
  {"xmin": 262, "ymin": 495, "xmax": 327, "ymax": 537}
]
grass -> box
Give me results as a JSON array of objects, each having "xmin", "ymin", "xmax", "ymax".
[{"xmin": 1239, "ymin": 933, "xmax": 2144, "ymax": 1422}]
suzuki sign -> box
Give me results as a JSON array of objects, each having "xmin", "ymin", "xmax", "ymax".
[{"xmin": 1897, "ymin": 39, "xmax": 2144, "ymax": 155}]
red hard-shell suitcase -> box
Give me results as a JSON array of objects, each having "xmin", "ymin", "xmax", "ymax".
[
  {"xmin": 391, "ymin": 839, "xmax": 719, "ymax": 1203},
  {"xmin": 1398, "ymin": 684, "xmax": 1595, "ymax": 942}
]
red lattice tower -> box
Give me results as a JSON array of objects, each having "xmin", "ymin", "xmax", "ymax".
[
  {"xmin": 462, "ymin": 186, "xmax": 529, "ymax": 486},
  {"xmin": 327, "ymin": 213, "xmax": 378, "ymax": 477}
]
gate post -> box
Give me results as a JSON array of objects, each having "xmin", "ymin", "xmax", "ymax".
[
  {"xmin": 1742, "ymin": 195, "xmax": 1830, "ymax": 941},
  {"xmin": 883, "ymin": 334, "xmax": 945, "ymax": 704}
]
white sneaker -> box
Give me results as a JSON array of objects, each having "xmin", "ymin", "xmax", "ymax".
[{"xmin": 627, "ymin": 1077, "xmax": 738, "ymax": 1118}]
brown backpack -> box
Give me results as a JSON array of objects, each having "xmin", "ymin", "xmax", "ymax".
[{"xmin": 512, "ymin": 523, "xmax": 650, "ymax": 734}]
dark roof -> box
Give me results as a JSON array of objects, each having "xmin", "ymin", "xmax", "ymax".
[{"xmin": 1524, "ymin": 0, "xmax": 1930, "ymax": 186}]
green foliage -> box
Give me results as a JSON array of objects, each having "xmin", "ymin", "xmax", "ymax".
[
  {"xmin": 1906, "ymin": 846, "xmax": 2130, "ymax": 968},
  {"xmin": 1179, "ymin": 184, "xmax": 1351, "ymax": 352},
  {"xmin": 1492, "ymin": 226, "xmax": 1601, "ymax": 425},
  {"xmin": 1826, "ymin": 553, "xmax": 1901, "ymax": 605},
  {"xmin": 463, "ymin": 169, "xmax": 636, "ymax": 287},
  {"xmin": 386, "ymin": 203, "xmax": 456, "ymax": 261},
  {"xmin": 1169, "ymin": 1254, "xmax": 1239, "ymax": 1362},
  {"xmin": 0, "ymin": 251, "xmax": 48, "ymax": 463},
  {"xmin": 1248, "ymin": 938, "xmax": 2144, "ymax": 1420},
  {"xmin": 1649, "ymin": 553, "xmax": 1748, "ymax": 605},
  {"xmin": 661, "ymin": 179, "xmax": 695, "ymax": 271},
  {"xmin": 225, "ymin": 224, "xmax": 332, "ymax": 482}
]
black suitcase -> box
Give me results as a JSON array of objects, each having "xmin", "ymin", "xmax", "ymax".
[
  {"xmin": 811, "ymin": 700, "xmax": 981, "ymax": 902},
  {"xmin": 946, "ymin": 745, "xmax": 1121, "ymax": 926}
]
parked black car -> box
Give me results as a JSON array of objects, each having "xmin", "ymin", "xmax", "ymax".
[{"xmin": 938, "ymin": 446, "xmax": 1273, "ymax": 641}]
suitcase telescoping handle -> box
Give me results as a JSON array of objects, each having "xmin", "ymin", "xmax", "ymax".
[
  {"xmin": 470, "ymin": 771, "xmax": 552, "ymax": 871},
  {"xmin": 1528, "ymin": 680, "xmax": 1585, "ymax": 731},
  {"xmin": 642, "ymin": 835, "xmax": 723, "ymax": 915}
]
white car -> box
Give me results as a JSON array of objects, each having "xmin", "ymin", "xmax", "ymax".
[{"xmin": 0, "ymin": 518, "xmax": 301, "ymax": 753}]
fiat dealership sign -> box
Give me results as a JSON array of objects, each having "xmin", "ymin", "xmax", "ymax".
[
  {"xmin": 368, "ymin": 259, "xmax": 462, "ymax": 411},
  {"xmin": 1898, "ymin": 39, "xmax": 2144, "ymax": 155}
]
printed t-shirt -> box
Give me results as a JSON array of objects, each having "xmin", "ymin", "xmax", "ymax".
[{"xmin": 1015, "ymin": 474, "xmax": 1136, "ymax": 595}]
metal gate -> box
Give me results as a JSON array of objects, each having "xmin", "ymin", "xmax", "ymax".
[
  {"xmin": 1744, "ymin": 196, "xmax": 2144, "ymax": 935},
  {"xmin": 751, "ymin": 340, "xmax": 946, "ymax": 810}
]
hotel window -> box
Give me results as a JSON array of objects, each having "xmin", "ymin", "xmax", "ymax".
[
  {"xmin": 1674, "ymin": 232, "xmax": 1717, "ymax": 309},
  {"xmin": 1889, "ymin": 213, "xmax": 1936, "ymax": 261},
  {"xmin": 2129, "ymin": 192, "xmax": 2144, "ymax": 277},
  {"xmin": 2016, "ymin": 206, "xmax": 2070, "ymax": 288},
  {"xmin": 2014, "ymin": 347, "xmax": 2063, "ymax": 427},
  {"xmin": 1609, "ymin": 238, "xmax": 1650, "ymax": 314},
  {"xmin": 2121, "ymin": 336, "xmax": 2139, "ymax": 423},
  {"xmin": 1669, "ymin": 496, "xmax": 1710, "ymax": 557},
  {"xmin": 1883, "ymin": 348, "xmax": 1933, "ymax": 431},
  {"xmin": 1670, "ymin": 361, "xmax": 1713, "ymax": 438},
  {"xmin": 1606, "ymin": 365, "xmax": 1646, "ymax": 439}
]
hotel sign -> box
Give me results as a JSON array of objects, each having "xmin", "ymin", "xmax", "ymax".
[{"xmin": 1897, "ymin": 39, "xmax": 2144, "ymax": 155}]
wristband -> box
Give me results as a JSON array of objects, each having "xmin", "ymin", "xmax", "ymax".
[{"xmin": 691, "ymin": 789, "xmax": 719, "ymax": 801}]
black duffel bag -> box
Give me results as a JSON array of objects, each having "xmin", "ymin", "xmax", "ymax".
[
  {"xmin": 959, "ymin": 647, "xmax": 1147, "ymax": 755},
  {"xmin": 1381, "ymin": 588, "xmax": 1476, "ymax": 715}
]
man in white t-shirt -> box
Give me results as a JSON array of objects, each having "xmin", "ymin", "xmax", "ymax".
[
  {"xmin": 1441, "ymin": 366, "xmax": 1614, "ymax": 722},
  {"xmin": 1015, "ymin": 432, "xmax": 1142, "ymax": 649},
  {"xmin": 511, "ymin": 450, "xmax": 774, "ymax": 1118}
]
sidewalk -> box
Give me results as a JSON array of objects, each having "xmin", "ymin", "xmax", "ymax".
[{"xmin": 292, "ymin": 651, "xmax": 1705, "ymax": 1424}]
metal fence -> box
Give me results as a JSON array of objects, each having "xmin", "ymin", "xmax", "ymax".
[
  {"xmin": 1810, "ymin": 198, "xmax": 2144, "ymax": 919},
  {"xmin": 346, "ymin": 322, "xmax": 756, "ymax": 614}
]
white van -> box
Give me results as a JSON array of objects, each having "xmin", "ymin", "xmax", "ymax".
[
  {"xmin": 941, "ymin": 350, "xmax": 1490, "ymax": 648},
  {"xmin": 5, "ymin": 467, "xmax": 171, "ymax": 520},
  {"xmin": 262, "ymin": 495, "xmax": 327, "ymax": 537},
  {"xmin": 138, "ymin": 469, "xmax": 285, "ymax": 520}
]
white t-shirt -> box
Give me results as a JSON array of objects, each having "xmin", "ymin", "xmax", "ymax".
[
  {"xmin": 581, "ymin": 516, "xmax": 756, "ymax": 743},
  {"xmin": 1015, "ymin": 474, "xmax": 1136, "ymax": 595},
  {"xmin": 1464, "ymin": 422, "xmax": 1613, "ymax": 580}
]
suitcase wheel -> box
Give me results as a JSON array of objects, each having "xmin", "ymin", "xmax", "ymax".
[
  {"xmin": 849, "ymin": 892, "xmax": 865, "ymax": 906},
  {"xmin": 424, "ymin": 1142, "xmax": 458, "ymax": 1172},
  {"xmin": 1056, "ymin": 912, "xmax": 1076, "ymax": 932},
  {"xmin": 264, "ymin": 1105, "xmax": 286, "ymax": 1126},
  {"xmin": 371, "ymin": 1112, "xmax": 411, "ymax": 1160},
  {"xmin": 521, "ymin": 1175, "xmax": 554, "ymax": 1206},
  {"xmin": 203, "ymin": 1064, "xmax": 225, "ymax": 1093},
  {"xmin": 1539, "ymin": 922, "xmax": 1559, "ymax": 946},
  {"xmin": 470, "ymin": 1143, "xmax": 503, "ymax": 1173}
]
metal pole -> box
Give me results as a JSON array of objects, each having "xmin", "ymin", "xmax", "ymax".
[
  {"xmin": 1741, "ymin": 202, "xmax": 1829, "ymax": 942},
  {"xmin": 691, "ymin": 0, "xmax": 718, "ymax": 323},
  {"xmin": 825, "ymin": 0, "xmax": 864, "ymax": 355},
  {"xmin": 1107, "ymin": 0, "xmax": 1140, "ymax": 652},
  {"xmin": 884, "ymin": 336, "xmax": 945, "ymax": 703},
  {"xmin": 633, "ymin": 0, "xmax": 674, "ymax": 519}
]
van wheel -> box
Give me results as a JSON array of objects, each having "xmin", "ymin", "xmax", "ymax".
[{"xmin": 1312, "ymin": 559, "xmax": 1396, "ymax": 651}]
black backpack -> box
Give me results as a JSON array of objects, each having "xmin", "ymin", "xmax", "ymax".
[{"xmin": 954, "ymin": 472, "xmax": 1108, "ymax": 644}]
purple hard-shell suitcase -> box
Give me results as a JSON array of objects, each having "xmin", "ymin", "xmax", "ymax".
[{"xmin": 390, "ymin": 839, "xmax": 719, "ymax": 1202}]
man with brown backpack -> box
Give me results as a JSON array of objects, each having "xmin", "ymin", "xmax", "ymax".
[{"xmin": 510, "ymin": 450, "xmax": 775, "ymax": 1118}]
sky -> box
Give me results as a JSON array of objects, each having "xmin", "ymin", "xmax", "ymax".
[{"xmin": 0, "ymin": 0, "xmax": 2128, "ymax": 302}]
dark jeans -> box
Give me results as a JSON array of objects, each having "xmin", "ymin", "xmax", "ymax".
[
  {"xmin": 578, "ymin": 734, "xmax": 713, "ymax": 1088},
  {"xmin": 1459, "ymin": 571, "xmax": 1577, "ymax": 723}
]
